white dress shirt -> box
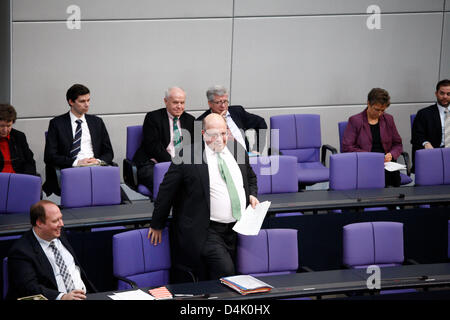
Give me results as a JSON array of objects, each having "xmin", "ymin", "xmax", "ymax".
[
  {"xmin": 225, "ymin": 112, "xmax": 247, "ymax": 151},
  {"xmin": 69, "ymin": 111, "xmax": 94, "ymax": 166},
  {"xmin": 32, "ymin": 229, "xmax": 86, "ymax": 300},
  {"xmin": 437, "ymin": 103, "xmax": 448, "ymax": 147},
  {"xmin": 205, "ymin": 143, "xmax": 246, "ymax": 223}
]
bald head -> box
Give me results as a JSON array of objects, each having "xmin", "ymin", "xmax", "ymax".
[
  {"xmin": 164, "ymin": 87, "xmax": 186, "ymax": 117},
  {"xmin": 202, "ymin": 113, "xmax": 228, "ymax": 152}
]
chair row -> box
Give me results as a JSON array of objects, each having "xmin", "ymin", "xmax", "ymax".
[{"xmin": 110, "ymin": 220, "xmax": 450, "ymax": 292}]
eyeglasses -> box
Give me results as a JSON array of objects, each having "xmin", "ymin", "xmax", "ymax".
[
  {"xmin": 212, "ymin": 100, "xmax": 229, "ymax": 106},
  {"xmin": 204, "ymin": 131, "xmax": 229, "ymax": 139}
]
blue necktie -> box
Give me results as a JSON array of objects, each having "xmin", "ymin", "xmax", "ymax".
[{"xmin": 70, "ymin": 119, "xmax": 82, "ymax": 159}]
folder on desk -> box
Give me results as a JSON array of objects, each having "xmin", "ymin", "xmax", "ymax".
[{"xmin": 220, "ymin": 275, "xmax": 273, "ymax": 295}]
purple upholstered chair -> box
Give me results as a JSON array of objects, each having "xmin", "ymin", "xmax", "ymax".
[
  {"xmin": 0, "ymin": 173, "xmax": 41, "ymax": 214},
  {"xmin": 343, "ymin": 221, "xmax": 415, "ymax": 294},
  {"xmin": 270, "ymin": 114, "xmax": 337, "ymax": 187},
  {"xmin": 250, "ymin": 155, "xmax": 301, "ymax": 217},
  {"xmin": 330, "ymin": 152, "xmax": 385, "ymax": 191},
  {"xmin": 338, "ymin": 121, "xmax": 412, "ymax": 185},
  {"xmin": 330, "ymin": 152, "xmax": 387, "ymax": 211},
  {"xmin": 152, "ymin": 162, "xmax": 172, "ymax": 200},
  {"xmin": 123, "ymin": 125, "xmax": 151, "ymax": 197},
  {"xmin": 415, "ymin": 148, "xmax": 450, "ymax": 186},
  {"xmin": 61, "ymin": 166, "xmax": 121, "ymax": 209},
  {"xmin": 112, "ymin": 228, "xmax": 171, "ymax": 290},
  {"xmin": 236, "ymin": 229, "xmax": 298, "ymax": 276}
]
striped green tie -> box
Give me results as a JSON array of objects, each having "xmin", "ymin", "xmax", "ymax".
[
  {"xmin": 216, "ymin": 152, "xmax": 241, "ymax": 221},
  {"xmin": 173, "ymin": 117, "xmax": 181, "ymax": 148}
]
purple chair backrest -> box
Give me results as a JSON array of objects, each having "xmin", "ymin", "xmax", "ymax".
[
  {"xmin": 0, "ymin": 173, "xmax": 41, "ymax": 214},
  {"xmin": 126, "ymin": 125, "xmax": 143, "ymax": 161},
  {"xmin": 329, "ymin": 152, "xmax": 385, "ymax": 190},
  {"xmin": 152, "ymin": 162, "xmax": 171, "ymax": 199},
  {"xmin": 343, "ymin": 221, "xmax": 404, "ymax": 268},
  {"xmin": 415, "ymin": 148, "xmax": 449, "ymax": 186},
  {"xmin": 250, "ymin": 156, "xmax": 298, "ymax": 195},
  {"xmin": 237, "ymin": 229, "xmax": 298, "ymax": 276},
  {"xmin": 338, "ymin": 121, "xmax": 347, "ymax": 153},
  {"xmin": 113, "ymin": 228, "xmax": 171, "ymax": 290},
  {"xmin": 270, "ymin": 114, "xmax": 322, "ymax": 163},
  {"xmin": 61, "ymin": 166, "xmax": 121, "ymax": 208},
  {"xmin": 448, "ymin": 220, "xmax": 450, "ymax": 259}
]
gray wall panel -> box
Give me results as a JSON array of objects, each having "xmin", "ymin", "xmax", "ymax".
[
  {"xmin": 0, "ymin": 0, "xmax": 11, "ymax": 103},
  {"xmin": 234, "ymin": 0, "xmax": 445, "ymax": 16},
  {"xmin": 446, "ymin": 0, "xmax": 450, "ymax": 11},
  {"xmin": 12, "ymin": 19, "xmax": 232, "ymax": 117},
  {"xmin": 441, "ymin": 13, "xmax": 450, "ymax": 79},
  {"xmin": 230, "ymin": 14, "xmax": 442, "ymax": 108},
  {"xmin": 13, "ymin": 0, "xmax": 232, "ymax": 21}
]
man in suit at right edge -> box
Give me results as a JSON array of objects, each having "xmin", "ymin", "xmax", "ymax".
[{"xmin": 411, "ymin": 79, "xmax": 450, "ymax": 171}]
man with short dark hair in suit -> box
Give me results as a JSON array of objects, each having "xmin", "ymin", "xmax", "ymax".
[
  {"xmin": 133, "ymin": 87, "xmax": 195, "ymax": 194},
  {"xmin": 148, "ymin": 113, "xmax": 259, "ymax": 283},
  {"xmin": 411, "ymin": 79, "xmax": 450, "ymax": 170},
  {"xmin": 7, "ymin": 200, "xmax": 96, "ymax": 300},
  {"xmin": 43, "ymin": 84, "xmax": 114, "ymax": 196},
  {"xmin": 196, "ymin": 85, "xmax": 268, "ymax": 154},
  {"xmin": 0, "ymin": 103, "xmax": 36, "ymax": 175}
]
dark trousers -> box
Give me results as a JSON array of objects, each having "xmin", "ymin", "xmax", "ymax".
[
  {"xmin": 136, "ymin": 162, "xmax": 155, "ymax": 194},
  {"xmin": 200, "ymin": 221, "xmax": 237, "ymax": 281},
  {"xmin": 385, "ymin": 170, "xmax": 401, "ymax": 187}
]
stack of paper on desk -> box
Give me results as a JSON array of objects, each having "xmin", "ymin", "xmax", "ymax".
[
  {"xmin": 220, "ymin": 275, "xmax": 273, "ymax": 295},
  {"xmin": 108, "ymin": 289, "xmax": 154, "ymax": 300},
  {"xmin": 233, "ymin": 201, "xmax": 271, "ymax": 235},
  {"xmin": 384, "ymin": 162, "xmax": 406, "ymax": 172}
]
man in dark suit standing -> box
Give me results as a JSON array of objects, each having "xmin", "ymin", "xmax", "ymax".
[
  {"xmin": 196, "ymin": 85, "xmax": 267, "ymax": 153},
  {"xmin": 43, "ymin": 84, "xmax": 114, "ymax": 196},
  {"xmin": 411, "ymin": 79, "xmax": 450, "ymax": 170},
  {"xmin": 148, "ymin": 113, "xmax": 259, "ymax": 283},
  {"xmin": 7, "ymin": 200, "xmax": 96, "ymax": 300},
  {"xmin": 133, "ymin": 87, "xmax": 195, "ymax": 194},
  {"xmin": 0, "ymin": 104, "xmax": 36, "ymax": 175}
]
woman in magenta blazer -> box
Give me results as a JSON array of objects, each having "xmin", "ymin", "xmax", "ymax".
[{"xmin": 342, "ymin": 88, "xmax": 403, "ymax": 187}]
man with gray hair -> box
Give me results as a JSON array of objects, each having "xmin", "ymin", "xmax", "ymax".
[
  {"xmin": 133, "ymin": 87, "xmax": 195, "ymax": 194},
  {"xmin": 196, "ymin": 85, "xmax": 267, "ymax": 153}
]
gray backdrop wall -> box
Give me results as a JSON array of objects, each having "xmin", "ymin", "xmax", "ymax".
[{"xmin": 1, "ymin": 0, "xmax": 449, "ymax": 183}]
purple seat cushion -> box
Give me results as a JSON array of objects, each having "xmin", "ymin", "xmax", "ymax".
[
  {"xmin": 330, "ymin": 153, "xmax": 357, "ymax": 190},
  {"xmin": 137, "ymin": 184, "xmax": 151, "ymax": 196},
  {"xmin": 91, "ymin": 166, "xmax": 121, "ymax": 206},
  {"xmin": 297, "ymin": 162, "xmax": 329, "ymax": 184},
  {"xmin": 61, "ymin": 167, "xmax": 92, "ymax": 208},
  {"xmin": 0, "ymin": 173, "xmax": 10, "ymax": 213},
  {"xmin": 343, "ymin": 222, "xmax": 375, "ymax": 267},
  {"xmin": 267, "ymin": 229, "xmax": 298, "ymax": 273},
  {"xmin": 236, "ymin": 230, "xmax": 269, "ymax": 275},
  {"xmin": 415, "ymin": 149, "xmax": 443, "ymax": 185},
  {"xmin": 113, "ymin": 228, "xmax": 171, "ymax": 289},
  {"xmin": 6, "ymin": 173, "xmax": 41, "ymax": 214},
  {"xmin": 357, "ymin": 152, "xmax": 384, "ymax": 189}
]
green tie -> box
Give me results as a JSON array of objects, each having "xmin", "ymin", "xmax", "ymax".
[
  {"xmin": 216, "ymin": 152, "xmax": 241, "ymax": 221},
  {"xmin": 173, "ymin": 117, "xmax": 181, "ymax": 148}
]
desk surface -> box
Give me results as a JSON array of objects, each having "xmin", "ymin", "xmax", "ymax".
[
  {"xmin": 261, "ymin": 185, "xmax": 450, "ymax": 213},
  {"xmin": 0, "ymin": 201, "xmax": 154, "ymax": 236},
  {"xmin": 87, "ymin": 263, "xmax": 450, "ymax": 300}
]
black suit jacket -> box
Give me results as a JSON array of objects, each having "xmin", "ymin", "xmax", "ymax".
[
  {"xmin": 0, "ymin": 128, "xmax": 36, "ymax": 175},
  {"xmin": 196, "ymin": 105, "xmax": 268, "ymax": 152},
  {"xmin": 411, "ymin": 104, "xmax": 442, "ymax": 170},
  {"xmin": 150, "ymin": 141, "xmax": 258, "ymax": 277},
  {"xmin": 133, "ymin": 108, "xmax": 195, "ymax": 167},
  {"xmin": 43, "ymin": 112, "xmax": 114, "ymax": 195},
  {"xmin": 7, "ymin": 229, "xmax": 96, "ymax": 300}
]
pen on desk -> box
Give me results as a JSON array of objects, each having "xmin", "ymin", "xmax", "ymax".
[{"xmin": 174, "ymin": 294, "xmax": 194, "ymax": 297}]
